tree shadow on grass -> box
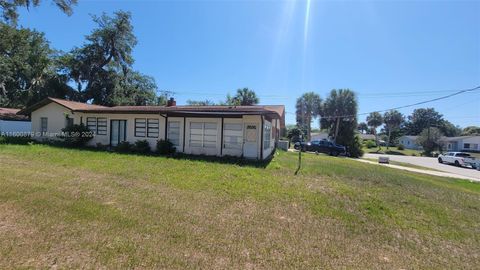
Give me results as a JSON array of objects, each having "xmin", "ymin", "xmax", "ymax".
[
  {"xmin": 167, "ymin": 153, "xmax": 272, "ymax": 168},
  {"xmin": 1, "ymin": 138, "xmax": 272, "ymax": 168}
]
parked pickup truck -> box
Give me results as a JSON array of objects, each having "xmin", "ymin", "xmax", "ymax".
[
  {"xmin": 294, "ymin": 140, "xmax": 346, "ymax": 156},
  {"xmin": 438, "ymin": 152, "xmax": 477, "ymax": 168}
]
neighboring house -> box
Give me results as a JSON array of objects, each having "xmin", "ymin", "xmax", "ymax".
[
  {"xmin": 18, "ymin": 97, "xmax": 285, "ymax": 160},
  {"xmin": 398, "ymin": 135, "xmax": 423, "ymax": 150},
  {"xmin": 0, "ymin": 108, "xmax": 31, "ymax": 135},
  {"xmin": 399, "ymin": 135, "xmax": 480, "ymax": 152},
  {"xmin": 359, "ymin": 134, "xmax": 376, "ymax": 141},
  {"xmin": 441, "ymin": 136, "xmax": 480, "ymax": 152},
  {"xmin": 310, "ymin": 132, "xmax": 329, "ymax": 141}
]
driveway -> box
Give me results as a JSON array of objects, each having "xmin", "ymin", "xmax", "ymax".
[{"xmin": 364, "ymin": 153, "xmax": 480, "ymax": 181}]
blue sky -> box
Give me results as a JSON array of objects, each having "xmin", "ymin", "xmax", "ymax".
[{"xmin": 18, "ymin": 0, "xmax": 480, "ymax": 128}]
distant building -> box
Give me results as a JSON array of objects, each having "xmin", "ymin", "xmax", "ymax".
[
  {"xmin": 0, "ymin": 108, "xmax": 31, "ymax": 135},
  {"xmin": 398, "ymin": 135, "xmax": 422, "ymax": 150},
  {"xmin": 441, "ymin": 136, "xmax": 480, "ymax": 152},
  {"xmin": 399, "ymin": 135, "xmax": 480, "ymax": 152},
  {"xmin": 310, "ymin": 132, "xmax": 329, "ymax": 141},
  {"xmin": 359, "ymin": 134, "xmax": 376, "ymax": 141}
]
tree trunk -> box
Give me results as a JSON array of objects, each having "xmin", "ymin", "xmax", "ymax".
[
  {"xmin": 387, "ymin": 129, "xmax": 391, "ymax": 150},
  {"xmin": 374, "ymin": 128, "xmax": 380, "ymax": 151},
  {"xmin": 334, "ymin": 117, "xmax": 340, "ymax": 143},
  {"xmin": 306, "ymin": 115, "xmax": 311, "ymax": 141}
]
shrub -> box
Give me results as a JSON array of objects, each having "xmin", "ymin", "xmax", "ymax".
[
  {"xmin": 115, "ymin": 141, "xmax": 132, "ymax": 153},
  {"xmin": 60, "ymin": 124, "xmax": 94, "ymax": 147},
  {"xmin": 96, "ymin": 143, "xmax": 108, "ymax": 150},
  {"xmin": 157, "ymin": 139, "xmax": 176, "ymax": 155},
  {"xmin": 397, "ymin": 144, "xmax": 405, "ymax": 150},
  {"xmin": 346, "ymin": 134, "xmax": 364, "ymax": 158},
  {"xmin": 365, "ymin": 140, "xmax": 376, "ymax": 149},
  {"xmin": 133, "ymin": 140, "xmax": 151, "ymax": 153},
  {"xmin": 0, "ymin": 136, "xmax": 33, "ymax": 145}
]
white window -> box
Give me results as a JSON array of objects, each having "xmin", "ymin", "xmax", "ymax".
[
  {"xmin": 135, "ymin": 118, "xmax": 146, "ymax": 137},
  {"xmin": 96, "ymin": 118, "xmax": 107, "ymax": 135},
  {"xmin": 40, "ymin": 117, "xmax": 48, "ymax": 133},
  {"xmin": 87, "ymin": 117, "xmax": 97, "ymax": 134},
  {"xmin": 87, "ymin": 117, "xmax": 107, "ymax": 135},
  {"xmin": 65, "ymin": 117, "xmax": 74, "ymax": 128},
  {"xmin": 168, "ymin": 121, "xmax": 180, "ymax": 146},
  {"xmin": 135, "ymin": 118, "xmax": 159, "ymax": 138},
  {"xmin": 189, "ymin": 122, "xmax": 217, "ymax": 148},
  {"xmin": 223, "ymin": 123, "xmax": 242, "ymax": 149},
  {"xmin": 147, "ymin": 119, "xmax": 159, "ymax": 138},
  {"xmin": 263, "ymin": 123, "xmax": 271, "ymax": 150}
]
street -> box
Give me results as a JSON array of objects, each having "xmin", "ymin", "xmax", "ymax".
[{"xmin": 364, "ymin": 153, "xmax": 480, "ymax": 181}]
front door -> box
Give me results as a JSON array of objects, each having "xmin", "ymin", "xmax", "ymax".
[
  {"xmin": 110, "ymin": 120, "xmax": 127, "ymax": 147},
  {"xmin": 243, "ymin": 123, "xmax": 258, "ymax": 158}
]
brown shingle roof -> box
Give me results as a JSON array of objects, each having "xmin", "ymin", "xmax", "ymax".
[
  {"xmin": 0, "ymin": 107, "xmax": 29, "ymax": 121},
  {"xmin": 17, "ymin": 97, "xmax": 107, "ymax": 115},
  {"xmin": 18, "ymin": 98, "xmax": 285, "ymax": 127}
]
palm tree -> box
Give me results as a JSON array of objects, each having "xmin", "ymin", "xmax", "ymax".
[
  {"xmin": 366, "ymin": 112, "xmax": 383, "ymax": 150},
  {"xmin": 358, "ymin": 122, "xmax": 369, "ymax": 134},
  {"xmin": 295, "ymin": 92, "xmax": 322, "ymax": 140},
  {"xmin": 383, "ymin": 110, "xmax": 404, "ymax": 149},
  {"xmin": 320, "ymin": 89, "xmax": 357, "ymax": 142},
  {"xmin": 227, "ymin": 88, "xmax": 259, "ymax": 106}
]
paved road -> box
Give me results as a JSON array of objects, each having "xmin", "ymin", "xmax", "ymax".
[{"xmin": 364, "ymin": 153, "xmax": 480, "ymax": 181}]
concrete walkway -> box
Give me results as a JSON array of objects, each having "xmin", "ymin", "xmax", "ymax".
[{"xmin": 356, "ymin": 158, "xmax": 480, "ymax": 182}]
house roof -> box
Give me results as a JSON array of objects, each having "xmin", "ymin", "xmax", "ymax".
[
  {"xmin": 18, "ymin": 97, "xmax": 285, "ymax": 127},
  {"xmin": 400, "ymin": 135, "xmax": 480, "ymax": 142},
  {"xmin": 17, "ymin": 97, "xmax": 106, "ymax": 115},
  {"xmin": 400, "ymin": 135, "xmax": 418, "ymax": 140},
  {"xmin": 0, "ymin": 107, "xmax": 29, "ymax": 121},
  {"xmin": 441, "ymin": 135, "xmax": 480, "ymax": 141},
  {"xmin": 359, "ymin": 134, "xmax": 376, "ymax": 140}
]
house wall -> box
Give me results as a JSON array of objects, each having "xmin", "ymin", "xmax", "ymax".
[
  {"xmin": 399, "ymin": 137, "xmax": 422, "ymax": 150},
  {"xmin": 30, "ymin": 105, "xmax": 278, "ymax": 160},
  {"xmin": 183, "ymin": 117, "xmax": 223, "ymax": 156},
  {"xmin": 31, "ymin": 102, "xmax": 72, "ymax": 139},
  {"xmin": 446, "ymin": 137, "xmax": 480, "ymax": 152},
  {"xmin": 73, "ymin": 112, "xmax": 166, "ymax": 149},
  {"xmin": 460, "ymin": 137, "xmax": 480, "ymax": 151},
  {"xmin": 221, "ymin": 118, "xmax": 243, "ymax": 157},
  {"xmin": 243, "ymin": 115, "xmax": 263, "ymax": 159},
  {"xmin": 262, "ymin": 118, "xmax": 275, "ymax": 159}
]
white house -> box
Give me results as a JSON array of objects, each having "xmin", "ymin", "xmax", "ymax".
[
  {"xmin": 442, "ymin": 136, "xmax": 480, "ymax": 152},
  {"xmin": 0, "ymin": 108, "xmax": 31, "ymax": 135},
  {"xmin": 399, "ymin": 135, "xmax": 480, "ymax": 152},
  {"xmin": 18, "ymin": 97, "xmax": 285, "ymax": 160},
  {"xmin": 310, "ymin": 132, "xmax": 329, "ymax": 141},
  {"xmin": 398, "ymin": 135, "xmax": 423, "ymax": 150}
]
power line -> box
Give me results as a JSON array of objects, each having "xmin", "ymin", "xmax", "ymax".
[
  {"xmin": 286, "ymin": 85, "xmax": 480, "ymax": 120},
  {"xmin": 166, "ymin": 86, "xmax": 480, "ymax": 100}
]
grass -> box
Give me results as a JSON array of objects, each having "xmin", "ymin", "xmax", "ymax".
[
  {"xmin": 364, "ymin": 146, "xmax": 423, "ymax": 156},
  {"xmin": 0, "ymin": 144, "xmax": 479, "ymax": 268}
]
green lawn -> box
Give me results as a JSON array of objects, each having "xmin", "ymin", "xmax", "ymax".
[
  {"xmin": 362, "ymin": 158, "xmax": 443, "ymax": 172},
  {"xmin": 364, "ymin": 146, "xmax": 423, "ymax": 156},
  {"xmin": 0, "ymin": 144, "xmax": 479, "ymax": 269}
]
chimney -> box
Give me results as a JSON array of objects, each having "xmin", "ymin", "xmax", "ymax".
[{"xmin": 167, "ymin": 97, "xmax": 176, "ymax": 107}]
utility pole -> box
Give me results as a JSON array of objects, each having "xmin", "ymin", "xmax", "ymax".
[
  {"xmin": 334, "ymin": 116, "xmax": 340, "ymax": 143},
  {"xmin": 295, "ymin": 133, "xmax": 303, "ymax": 175}
]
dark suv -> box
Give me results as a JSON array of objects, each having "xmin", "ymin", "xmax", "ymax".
[{"xmin": 294, "ymin": 140, "xmax": 346, "ymax": 156}]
